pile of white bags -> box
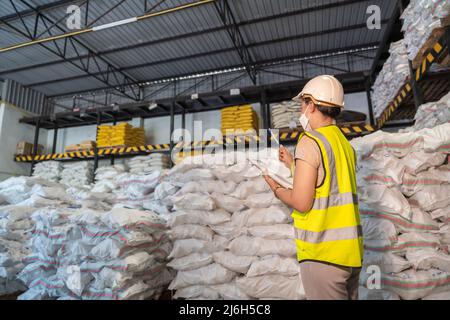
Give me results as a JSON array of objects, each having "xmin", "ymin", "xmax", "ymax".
[
  {"xmin": 371, "ymin": 40, "xmax": 410, "ymax": 119},
  {"xmin": 126, "ymin": 154, "xmax": 170, "ymax": 175},
  {"xmin": 32, "ymin": 161, "xmax": 62, "ymax": 182},
  {"xmin": 401, "ymin": 91, "xmax": 450, "ymax": 132},
  {"xmin": 401, "ymin": 0, "xmax": 450, "ymax": 61},
  {"xmin": 114, "ymin": 170, "xmax": 163, "ymax": 209},
  {"xmin": 271, "ymin": 101, "xmax": 300, "ymax": 129},
  {"xmin": 0, "ymin": 176, "xmax": 75, "ymax": 296},
  {"xmin": 18, "ymin": 207, "xmax": 174, "ymax": 300},
  {"xmin": 0, "ymin": 206, "xmax": 34, "ymax": 295},
  {"xmin": 91, "ymin": 164, "xmax": 127, "ymax": 194},
  {"xmin": 352, "ymin": 122, "xmax": 450, "ymax": 300},
  {"xmin": 0, "ymin": 177, "xmax": 69, "ymax": 208},
  {"xmin": 162, "ymin": 149, "xmax": 305, "ymax": 300},
  {"xmin": 60, "ymin": 162, "xmax": 94, "ymax": 187}
]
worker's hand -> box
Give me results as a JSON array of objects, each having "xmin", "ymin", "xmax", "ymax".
[
  {"xmin": 263, "ymin": 172, "xmax": 282, "ymax": 193},
  {"xmin": 279, "ymin": 145, "xmax": 293, "ymax": 169}
]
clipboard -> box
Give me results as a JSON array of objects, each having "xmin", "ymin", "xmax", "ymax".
[{"xmin": 249, "ymin": 159, "xmax": 293, "ymax": 189}]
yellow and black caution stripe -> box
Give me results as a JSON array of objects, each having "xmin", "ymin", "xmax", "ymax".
[
  {"xmin": 415, "ymin": 39, "xmax": 444, "ymax": 82},
  {"xmin": 172, "ymin": 124, "xmax": 375, "ymax": 156},
  {"xmin": 173, "ymin": 135, "xmax": 264, "ymax": 151},
  {"xmin": 377, "ymin": 82, "xmax": 412, "ymax": 129},
  {"xmin": 14, "ymin": 143, "xmax": 170, "ymax": 163},
  {"xmin": 339, "ymin": 124, "xmax": 376, "ymax": 136}
]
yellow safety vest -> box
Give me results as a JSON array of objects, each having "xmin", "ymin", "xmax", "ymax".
[{"xmin": 292, "ymin": 125, "xmax": 363, "ymax": 268}]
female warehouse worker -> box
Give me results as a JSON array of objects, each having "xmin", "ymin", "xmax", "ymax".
[{"xmin": 263, "ymin": 75, "xmax": 363, "ymax": 300}]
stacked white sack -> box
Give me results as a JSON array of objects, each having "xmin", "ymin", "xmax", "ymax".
[
  {"xmin": 401, "ymin": 0, "xmax": 450, "ymax": 61},
  {"xmin": 126, "ymin": 154, "xmax": 170, "ymax": 175},
  {"xmin": 371, "ymin": 40, "xmax": 409, "ymax": 119},
  {"xmin": 65, "ymin": 186, "xmax": 114, "ymax": 212},
  {"xmin": 114, "ymin": 170, "xmax": 163, "ymax": 209},
  {"xmin": 18, "ymin": 206, "xmax": 174, "ymax": 300},
  {"xmin": 0, "ymin": 177, "xmax": 73, "ymax": 296},
  {"xmin": 60, "ymin": 162, "xmax": 94, "ymax": 187},
  {"xmin": 32, "ymin": 161, "xmax": 62, "ymax": 182},
  {"xmin": 163, "ymin": 149, "xmax": 305, "ymax": 300},
  {"xmin": 271, "ymin": 101, "xmax": 300, "ymax": 129},
  {"xmin": 0, "ymin": 206, "xmax": 34, "ymax": 295},
  {"xmin": 400, "ymin": 91, "xmax": 450, "ymax": 132},
  {"xmin": 351, "ymin": 123, "xmax": 450, "ymax": 300},
  {"xmin": 91, "ymin": 164, "xmax": 127, "ymax": 194}
]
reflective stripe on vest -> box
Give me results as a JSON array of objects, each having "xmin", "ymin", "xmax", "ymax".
[
  {"xmin": 312, "ymin": 192, "xmax": 359, "ymax": 211},
  {"xmin": 295, "ymin": 225, "xmax": 363, "ymax": 244}
]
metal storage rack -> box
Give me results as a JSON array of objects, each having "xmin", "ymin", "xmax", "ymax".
[
  {"xmin": 376, "ymin": 25, "xmax": 450, "ymax": 128},
  {"xmin": 16, "ymin": 76, "xmax": 374, "ymax": 174}
]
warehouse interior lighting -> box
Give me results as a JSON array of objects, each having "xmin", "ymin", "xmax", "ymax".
[
  {"xmin": 148, "ymin": 103, "xmax": 158, "ymax": 111},
  {"xmin": 92, "ymin": 17, "xmax": 138, "ymax": 32},
  {"xmin": 230, "ymin": 88, "xmax": 240, "ymax": 96}
]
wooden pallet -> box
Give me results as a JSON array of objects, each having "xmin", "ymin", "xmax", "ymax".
[{"xmin": 412, "ymin": 16, "xmax": 450, "ymax": 70}]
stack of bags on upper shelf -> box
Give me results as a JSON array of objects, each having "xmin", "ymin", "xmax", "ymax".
[
  {"xmin": 157, "ymin": 149, "xmax": 305, "ymax": 300},
  {"xmin": 97, "ymin": 123, "xmax": 146, "ymax": 148},
  {"xmin": 126, "ymin": 154, "xmax": 171, "ymax": 175},
  {"xmin": 351, "ymin": 122, "xmax": 450, "ymax": 300},
  {"xmin": 221, "ymin": 105, "xmax": 259, "ymax": 136},
  {"xmin": 60, "ymin": 162, "xmax": 94, "ymax": 188},
  {"xmin": 371, "ymin": 39, "xmax": 410, "ymax": 119},
  {"xmin": 17, "ymin": 206, "xmax": 174, "ymax": 300},
  {"xmin": 400, "ymin": 91, "xmax": 450, "ymax": 132},
  {"xmin": 32, "ymin": 161, "xmax": 62, "ymax": 182},
  {"xmin": 401, "ymin": 0, "xmax": 450, "ymax": 62},
  {"xmin": 271, "ymin": 101, "xmax": 300, "ymax": 129}
]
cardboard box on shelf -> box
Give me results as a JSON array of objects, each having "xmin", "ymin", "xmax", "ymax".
[{"xmin": 16, "ymin": 141, "xmax": 44, "ymax": 156}]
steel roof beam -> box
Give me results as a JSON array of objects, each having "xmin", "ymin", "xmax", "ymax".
[
  {"xmin": 0, "ymin": 0, "xmax": 81, "ymax": 22},
  {"xmin": 27, "ymin": 21, "xmax": 386, "ymax": 88},
  {"xmin": 213, "ymin": 0, "xmax": 257, "ymax": 84},
  {"xmin": 0, "ymin": 0, "xmax": 372, "ymax": 76},
  {"xmin": 48, "ymin": 43, "xmax": 378, "ymax": 98},
  {"xmin": 0, "ymin": 0, "xmax": 143, "ymax": 101}
]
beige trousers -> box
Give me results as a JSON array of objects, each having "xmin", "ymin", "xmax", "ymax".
[{"xmin": 300, "ymin": 261, "xmax": 361, "ymax": 300}]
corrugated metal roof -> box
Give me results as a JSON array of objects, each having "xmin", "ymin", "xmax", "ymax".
[{"xmin": 0, "ymin": 0, "xmax": 396, "ymax": 99}]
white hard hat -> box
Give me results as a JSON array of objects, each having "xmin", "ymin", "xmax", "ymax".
[{"xmin": 293, "ymin": 75, "xmax": 345, "ymax": 109}]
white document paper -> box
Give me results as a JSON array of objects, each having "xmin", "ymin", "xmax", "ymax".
[{"xmin": 249, "ymin": 159, "xmax": 293, "ymax": 189}]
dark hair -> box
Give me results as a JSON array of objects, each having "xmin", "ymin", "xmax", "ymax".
[
  {"xmin": 316, "ymin": 105, "xmax": 341, "ymax": 119},
  {"xmin": 303, "ymin": 97, "xmax": 341, "ymax": 119}
]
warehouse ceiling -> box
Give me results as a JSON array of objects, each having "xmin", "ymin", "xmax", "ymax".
[{"xmin": 0, "ymin": 0, "xmax": 398, "ymax": 104}]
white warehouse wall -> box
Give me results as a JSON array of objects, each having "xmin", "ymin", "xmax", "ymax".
[
  {"xmin": 45, "ymin": 93, "xmax": 368, "ymax": 155},
  {"xmin": 0, "ymin": 103, "xmax": 48, "ymax": 180}
]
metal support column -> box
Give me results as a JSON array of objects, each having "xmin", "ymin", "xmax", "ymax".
[
  {"xmin": 181, "ymin": 107, "xmax": 186, "ymax": 141},
  {"xmin": 110, "ymin": 115, "xmax": 117, "ymax": 166},
  {"xmin": 260, "ymin": 90, "xmax": 268, "ymax": 129},
  {"xmin": 169, "ymin": 102, "xmax": 175, "ymax": 167},
  {"xmin": 52, "ymin": 123, "xmax": 58, "ymax": 154},
  {"xmin": 30, "ymin": 119, "xmax": 40, "ymax": 176},
  {"xmin": 94, "ymin": 111, "xmax": 101, "ymax": 174},
  {"xmin": 408, "ymin": 60, "xmax": 424, "ymax": 111},
  {"xmin": 365, "ymin": 77, "xmax": 375, "ymax": 126},
  {"xmin": 445, "ymin": 26, "xmax": 450, "ymax": 58}
]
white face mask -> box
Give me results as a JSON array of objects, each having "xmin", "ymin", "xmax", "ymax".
[{"xmin": 299, "ymin": 105, "xmax": 312, "ymax": 132}]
